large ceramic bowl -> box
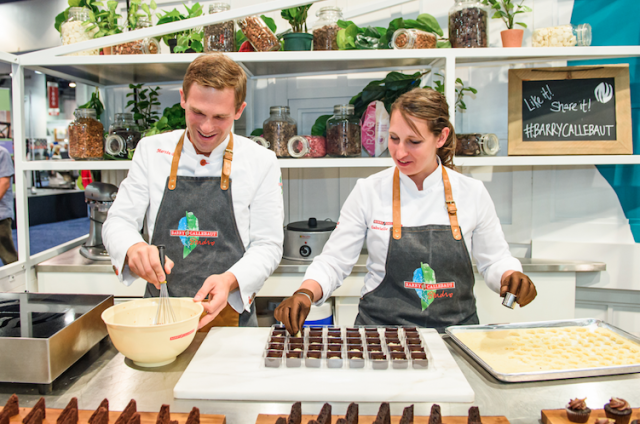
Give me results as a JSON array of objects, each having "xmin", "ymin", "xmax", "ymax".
[{"xmin": 101, "ymin": 298, "xmax": 203, "ymax": 367}]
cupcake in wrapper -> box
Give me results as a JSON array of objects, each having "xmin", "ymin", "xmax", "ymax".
[
  {"xmin": 565, "ymin": 398, "xmax": 591, "ymax": 423},
  {"xmin": 604, "ymin": 398, "xmax": 632, "ymax": 424}
]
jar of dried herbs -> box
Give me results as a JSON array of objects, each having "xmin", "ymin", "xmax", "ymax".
[
  {"xmin": 263, "ymin": 106, "xmax": 297, "ymax": 158},
  {"xmin": 448, "ymin": 0, "xmax": 489, "ymax": 48},
  {"xmin": 311, "ymin": 7, "xmax": 342, "ymax": 51},
  {"xmin": 326, "ymin": 104, "xmax": 361, "ymax": 157},
  {"xmin": 113, "ymin": 17, "xmax": 160, "ymax": 55},
  {"xmin": 204, "ymin": 2, "xmax": 235, "ymax": 52},
  {"xmin": 69, "ymin": 108, "xmax": 104, "ymax": 160},
  {"xmin": 455, "ymin": 133, "xmax": 499, "ymax": 156},
  {"xmin": 105, "ymin": 113, "xmax": 143, "ymax": 159}
]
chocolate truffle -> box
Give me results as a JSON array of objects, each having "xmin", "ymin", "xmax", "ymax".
[
  {"xmin": 288, "ymin": 402, "xmax": 302, "ymax": 424},
  {"xmin": 128, "ymin": 413, "xmax": 141, "ymax": 424},
  {"xmin": 429, "ymin": 404, "xmax": 442, "ymax": 424},
  {"xmin": 1, "ymin": 394, "xmax": 19, "ymax": 419},
  {"xmin": 116, "ymin": 400, "xmax": 137, "ymax": 424},
  {"xmin": 156, "ymin": 404, "xmax": 170, "ymax": 424},
  {"xmin": 22, "ymin": 398, "xmax": 45, "ymax": 424},
  {"xmin": 345, "ymin": 402, "xmax": 358, "ymax": 424},
  {"xmin": 57, "ymin": 398, "xmax": 78, "ymax": 424},
  {"xmin": 400, "ymin": 405, "xmax": 414, "ymax": 424},
  {"xmin": 89, "ymin": 400, "xmax": 109, "ymax": 424},
  {"xmin": 375, "ymin": 403, "xmax": 391, "ymax": 424},
  {"xmin": 317, "ymin": 403, "xmax": 332, "ymax": 424}
]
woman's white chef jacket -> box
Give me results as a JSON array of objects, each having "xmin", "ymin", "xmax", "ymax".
[
  {"xmin": 305, "ymin": 162, "xmax": 523, "ymax": 305},
  {"xmin": 102, "ymin": 130, "xmax": 284, "ymax": 313}
]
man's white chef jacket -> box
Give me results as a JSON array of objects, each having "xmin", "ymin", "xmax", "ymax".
[
  {"xmin": 103, "ymin": 130, "xmax": 284, "ymax": 313},
  {"xmin": 304, "ymin": 163, "xmax": 523, "ymax": 305}
]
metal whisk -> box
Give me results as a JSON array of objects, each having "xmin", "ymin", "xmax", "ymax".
[{"xmin": 153, "ymin": 245, "xmax": 177, "ymax": 325}]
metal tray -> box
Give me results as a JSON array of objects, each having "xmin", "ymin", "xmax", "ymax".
[{"xmin": 445, "ymin": 318, "xmax": 640, "ymax": 383}]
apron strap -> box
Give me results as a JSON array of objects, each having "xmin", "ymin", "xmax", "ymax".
[
  {"xmin": 391, "ymin": 165, "xmax": 462, "ymax": 241},
  {"xmin": 168, "ymin": 130, "xmax": 234, "ymax": 191}
]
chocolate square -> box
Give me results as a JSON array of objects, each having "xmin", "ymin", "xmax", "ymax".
[
  {"xmin": 346, "ymin": 338, "xmax": 362, "ymax": 345},
  {"xmin": 308, "ymin": 345, "xmax": 323, "ymax": 351},
  {"xmin": 327, "ymin": 345, "xmax": 342, "ymax": 352},
  {"xmin": 367, "ymin": 344, "xmax": 383, "ymax": 352},
  {"xmin": 268, "ymin": 343, "xmax": 284, "ymax": 351},
  {"xmin": 270, "ymin": 337, "xmax": 285, "ymax": 344},
  {"xmin": 346, "ymin": 345, "xmax": 363, "ymax": 352},
  {"xmin": 309, "ymin": 337, "xmax": 323, "ymax": 344},
  {"xmin": 327, "ymin": 351, "xmax": 342, "ymax": 359}
]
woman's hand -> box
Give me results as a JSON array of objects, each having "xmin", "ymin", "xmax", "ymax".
[{"xmin": 500, "ymin": 270, "xmax": 537, "ymax": 307}]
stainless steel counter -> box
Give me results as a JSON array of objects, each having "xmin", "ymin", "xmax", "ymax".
[
  {"xmin": 1, "ymin": 332, "xmax": 636, "ymax": 424},
  {"xmin": 37, "ymin": 247, "xmax": 606, "ymax": 274}
]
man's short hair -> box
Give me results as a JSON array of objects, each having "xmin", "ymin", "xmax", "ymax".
[{"xmin": 183, "ymin": 53, "xmax": 247, "ymax": 111}]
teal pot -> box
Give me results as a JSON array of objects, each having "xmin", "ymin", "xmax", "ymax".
[{"xmin": 283, "ymin": 33, "xmax": 314, "ymax": 51}]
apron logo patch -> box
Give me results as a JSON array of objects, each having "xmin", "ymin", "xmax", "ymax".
[
  {"xmin": 407, "ymin": 263, "xmax": 455, "ymax": 311},
  {"xmin": 171, "ymin": 211, "xmax": 218, "ymax": 258}
]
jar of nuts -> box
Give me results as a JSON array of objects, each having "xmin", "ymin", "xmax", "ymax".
[
  {"xmin": 249, "ymin": 135, "xmax": 270, "ymax": 149},
  {"xmin": 69, "ymin": 109, "xmax": 104, "ymax": 161},
  {"xmin": 287, "ymin": 136, "xmax": 327, "ymax": 158},
  {"xmin": 391, "ymin": 29, "xmax": 437, "ymax": 49},
  {"xmin": 204, "ymin": 2, "xmax": 235, "ymax": 52},
  {"xmin": 60, "ymin": 7, "xmax": 99, "ymax": 56},
  {"xmin": 326, "ymin": 104, "xmax": 362, "ymax": 157},
  {"xmin": 237, "ymin": 16, "xmax": 280, "ymax": 52},
  {"xmin": 455, "ymin": 133, "xmax": 499, "ymax": 156},
  {"xmin": 448, "ymin": 0, "xmax": 489, "ymax": 48},
  {"xmin": 263, "ymin": 106, "xmax": 297, "ymax": 158},
  {"xmin": 532, "ymin": 23, "xmax": 591, "ymax": 47},
  {"xmin": 311, "ymin": 7, "xmax": 343, "ymax": 51},
  {"xmin": 113, "ymin": 17, "xmax": 160, "ymax": 55}
]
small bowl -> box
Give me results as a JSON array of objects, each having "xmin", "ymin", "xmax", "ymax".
[
  {"xmin": 286, "ymin": 351, "xmax": 303, "ymax": 367},
  {"xmin": 391, "ymin": 352, "xmax": 408, "ymax": 369},
  {"xmin": 265, "ymin": 350, "xmax": 283, "ymax": 368},
  {"xmin": 326, "ymin": 351, "xmax": 343, "ymax": 368},
  {"xmin": 305, "ymin": 351, "xmax": 322, "ymax": 367},
  {"xmin": 370, "ymin": 352, "xmax": 388, "ymax": 369},
  {"xmin": 411, "ymin": 352, "xmax": 428, "ymax": 369},
  {"xmin": 348, "ymin": 352, "xmax": 365, "ymax": 368}
]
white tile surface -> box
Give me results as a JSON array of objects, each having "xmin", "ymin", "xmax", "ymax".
[{"xmin": 173, "ymin": 328, "xmax": 474, "ymax": 403}]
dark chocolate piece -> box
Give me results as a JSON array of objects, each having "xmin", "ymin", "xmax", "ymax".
[
  {"xmin": 276, "ymin": 418, "xmax": 287, "ymax": 424},
  {"xmin": 429, "ymin": 404, "xmax": 442, "ymax": 424},
  {"xmin": 317, "ymin": 403, "xmax": 331, "ymax": 424},
  {"xmin": 128, "ymin": 412, "xmax": 141, "ymax": 424},
  {"xmin": 116, "ymin": 399, "xmax": 137, "ymax": 424},
  {"xmin": 59, "ymin": 409, "xmax": 78, "ymax": 424},
  {"xmin": 24, "ymin": 408, "xmax": 43, "ymax": 424},
  {"xmin": 336, "ymin": 420, "xmax": 347, "ymax": 424},
  {"xmin": 400, "ymin": 405, "xmax": 414, "ymax": 424},
  {"xmin": 186, "ymin": 407, "xmax": 200, "ymax": 424},
  {"xmin": 89, "ymin": 399, "xmax": 109, "ymax": 424},
  {"xmin": 156, "ymin": 404, "xmax": 170, "ymax": 424},
  {"xmin": 468, "ymin": 406, "xmax": 481, "ymax": 424},
  {"xmin": 288, "ymin": 401, "xmax": 301, "ymax": 424},
  {"xmin": 376, "ymin": 402, "xmax": 390, "ymax": 424},
  {"xmin": 93, "ymin": 408, "xmax": 108, "ymax": 424},
  {"xmin": 57, "ymin": 398, "xmax": 78, "ymax": 424},
  {"xmin": 1, "ymin": 394, "xmax": 19, "ymax": 418},
  {"xmin": 345, "ymin": 402, "xmax": 358, "ymax": 424},
  {"xmin": 1, "ymin": 412, "xmax": 8, "ymax": 424},
  {"xmin": 22, "ymin": 398, "xmax": 45, "ymax": 424}
]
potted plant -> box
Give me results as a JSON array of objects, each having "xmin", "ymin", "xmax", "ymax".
[
  {"xmin": 481, "ymin": 0, "xmax": 531, "ymax": 47},
  {"xmin": 173, "ymin": 29, "xmax": 204, "ymax": 53},
  {"xmin": 156, "ymin": 3, "xmax": 203, "ymax": 53},
  {"xmin": 281, "ymin": 4, "xmax": 313, "ymax": 51},
  {"xmin": 127, "ymin": 0, "xmax": 156, "ymax": 31},
  {"xmin": 85, "ymin": 1, "xmax": 123, "ymax": 55}
]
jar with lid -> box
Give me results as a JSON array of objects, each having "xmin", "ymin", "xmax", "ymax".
[
  {"xmin": 311, "ymin": 7, "xmax": 342, "ymax": 51},
  {"xmin": 391, "ymin": 28, "xmax": 437, "ymax": 49},
  {"xmin": 532, "ymin": 23, "xmax": 591, "ymax": 47},
  {"xmin": 455, "ymin": 133, "xmax": 499, "ymax": 156},
  {"xmin": 60, "ymin": 7, "xmax": 99, "ymax": 56},
  {"xmin": 68, "ymin": 109, "xmax": 104, "ymax": 160},
  {"xmin": 237, "ymin": 16, "xmax": 280, "ymax": 51},
  {"xmin": 104, "ymin": 113, "xmax": 143, "ymax": 159},
  {"xmin": 249, "ymin": 135, "xmax": 270, "ymax": 149},
  {"xmin": 113, "ymin": 17, "xmax": 160, "ymax": 55},
  {"xmin": 287, "ymin": 136, "xmax": 327, "ymax": 158},
  {"xmin": 263, "ymin": 106, "xmax": 297, "ymax": 158},
  {"xmin": 326, "ymin": 105, "xmax": 362, "ymax": 157},
  {"xmin": 448, "ymin": 0, "xmax": 489, "ymax": 48},
  {"xmin": 204, "ymin": 3, "xmax": 235, "ymax": 52}
]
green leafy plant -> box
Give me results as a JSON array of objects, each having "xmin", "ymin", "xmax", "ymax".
[
  {"xmin": 126, "ymin": 83, "xmax": 161, "ymax": 129},
  {"xmin": 144, "ymin": 103, "xmax": 186, "ymax": 136},
  {"xmin": 156, "ymin": 3, "xmax": 203, "ymax": 46},
  {"xmin": 55, "ymin": 0, "xmax": 101, "ymax": 33},
  {"xmin": 481, "ymin": 0, "xmax": 532, "ymax": 30},
  {"xmin": 236, "ymin": 15, "xmax": 277, "ymax": 50},
  {"xmin": 127, "ymin": 0, "xmax": 157, "ymax": 31},
  {"xmin": 426, "ymin": 73, "xmax": 478, "ymax": 112},
  {"xmin": 85, "ymin": 1, "xmax": 123, "ymax": 38},
  {"xmin": 173, "ymin": 29, "xmax": 204, "ymax": 53},
  {"xmin": 281, "ymin": 5, "xmax": 312, "ymax": 33},
  {"xmin": 78, "ymin": 87, "xmax": 105, "ymax": 119}
]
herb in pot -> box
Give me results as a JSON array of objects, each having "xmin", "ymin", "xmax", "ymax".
[
  {"xmin": 144, "ymin": 103, "xmax": 186, "ymax": 137},
  {"xmin": 126, "ymin": 83, "xmax": 161, "ymax": 129},
  {"xmin": 481, "ymin": 0, "xmax": 532, "ymax": 30},
  {"xmin": 156, "ymin": 3, "xmax": 203, "ymax": 49}
]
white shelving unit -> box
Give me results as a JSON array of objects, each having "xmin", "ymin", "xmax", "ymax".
[{"xmin": 3, "ymin": 0, "xmax": 639, "ymax": 292}]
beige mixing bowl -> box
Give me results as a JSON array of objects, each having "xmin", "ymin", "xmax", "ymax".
[{"xmin": 102, "ymin": 298, "xmax": 203, "ymax": 367}]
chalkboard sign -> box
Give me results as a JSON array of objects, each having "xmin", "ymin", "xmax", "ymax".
[{"xmin": 508, "ymin": 66, "xmax": 631, "ymax": 155}]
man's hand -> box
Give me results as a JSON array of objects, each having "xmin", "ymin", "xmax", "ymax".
[
  {"xmin": 194, "ymin": 272, "xmax": 238, "ymax": 329},
  {"xmin": 125, "ymin": 242, "xmax": 174, "ymax": 289},
  {"xmin": 500, "ymin": 270, "xmax": 537, "ymax": 307},
  {"xmin": 274, "ymin": 290, "xmax": 314, "ymax": 336}
]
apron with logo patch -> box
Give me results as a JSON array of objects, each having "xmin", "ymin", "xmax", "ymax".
[
  {"xmin": 355, "ymin": 166, "xmax": 478, "ymax": 333},
  {"xmin": 146, "ymin": 130, "xmax": 256, "ymax": 327}
]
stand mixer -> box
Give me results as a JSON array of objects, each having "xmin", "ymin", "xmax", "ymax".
[{"xmin": 80, "ymin": 182, "xmax": 118, "ymax": 261}]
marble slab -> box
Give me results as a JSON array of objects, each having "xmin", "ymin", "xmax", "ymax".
[{"xmin": 173, "ymin": 328, "xmax": 475, "ymax": 403}]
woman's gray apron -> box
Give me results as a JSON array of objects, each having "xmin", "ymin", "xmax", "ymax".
[
  {"xmin": 356, "ymin": 166, "xmax": 478, "ymax": 332},
  {"xmin": 146, "ymin": 131, "xmax": 256, "ymax": 326}
]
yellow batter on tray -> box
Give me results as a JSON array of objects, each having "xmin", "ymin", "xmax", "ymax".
[{"xmin": 454, "ymin": 326, "xmax": 640, "ymax": 374}]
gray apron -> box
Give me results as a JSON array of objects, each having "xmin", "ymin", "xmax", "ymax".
[
  {"xmin": 355, "ymin": 166, "xmax": 478, "ymax": 333},
  {"xmin": 146, "ymin": 131, "xmax": 256, "ymax": 326}
]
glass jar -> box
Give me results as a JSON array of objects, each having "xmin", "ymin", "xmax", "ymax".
[
  {"xmin": 448, "ymin": 0, "xmax": 489, "ymax": 48},
  {"xmin": 249, "ymin": 135, "xmax": 270, "ymax": 148},
  {"xmin": 326, "ymin": 105, "xmax": 362, "ymax": 157},
  {"xmin": 287, "ymin": 136, "xmax": 327, "ymax": 158},
  {"xmin": 60, "ymin": 7, "xmax": 99, "ymax": 56},
  {"xmin": 263, "ymin": 106, "xmax": 297, "ymax": 158},
  {"xmin": 311, "ymin": 7, "xmax": 342, "ymax": 51},
  {"xmin": 68, "ymin": 109, "xmax": 104, "ymax": 160},
  {"xmin": 104, "ymin": 113, "xmax": 142, "ymax": 159},
  {"xmin": 532, "ymin": 23, "xmax": 591, "ymax": 47},
  {"xmin": 204, "ymin": 3, "xmax": 235, "ymax": 52},
  {"xmin": 237, "ymin": 16, "xmax": 280, "ymax": 52},
  {"xmin": 455, "ymin": 133, "xmax": 499, "ymax": 156},
  {"xmin": 391, "ymin": 28, "xmax": 437, "ymax": 49},
  {"xmin": 113, "ymin": 17, "xmax": 160, "ymax": 55}
]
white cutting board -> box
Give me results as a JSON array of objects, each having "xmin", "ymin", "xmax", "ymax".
[{"xmin": 173, "ymin": 328, "xmax": 474, "ymax": 403}]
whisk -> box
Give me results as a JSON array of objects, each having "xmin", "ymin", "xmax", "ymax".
[{"xmin": 153, "ymin": 245, "xmax": 177, "ymax": 325}]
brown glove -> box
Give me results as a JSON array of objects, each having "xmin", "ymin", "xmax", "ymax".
[
  {"xmin": 274, "ymin": 289, "xmax": 314, "ymax": 336},
  {"xmin": 500, "ymin": 271, "xmax": 537, "ymax": 307}
]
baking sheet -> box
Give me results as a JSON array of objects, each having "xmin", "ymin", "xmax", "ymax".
[{"xmin": 445, "ymin": 318, "xmax": 640, "ymax": 383}]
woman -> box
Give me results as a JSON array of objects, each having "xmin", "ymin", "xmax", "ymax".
[{"xmin": 275, "ymin": 88, "xmax": 537, "ymax": 334}]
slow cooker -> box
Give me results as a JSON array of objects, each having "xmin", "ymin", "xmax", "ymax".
[{"xmin": 283, "ymin": 218, "xmax": 336, "ymax": 261}]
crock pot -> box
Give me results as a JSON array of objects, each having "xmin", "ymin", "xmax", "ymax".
[{"xmin": 283, "ymin": 217, "xmax": 336, "ymax": 261}]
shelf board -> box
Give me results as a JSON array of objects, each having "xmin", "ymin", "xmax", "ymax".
[{"xmin": 21, "ymin": 160, "xmax": 132, "ymax": 171}]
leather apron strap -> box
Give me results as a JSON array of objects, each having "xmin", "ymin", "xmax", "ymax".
[
  {"xmin": 392, "ymin": 165, "xmax": 462, "ymax": 241},
  {"xmin": 168, "ymin": 130, "xmax": 234, "ymax": 191}
]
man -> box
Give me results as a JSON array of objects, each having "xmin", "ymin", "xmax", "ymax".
[
  {"xmin": 103, "ymin": 53, "xmax": 284, "ymax": 328},
  {"xmin": 0, "ymin": 145, "xmax": 17, "ymax": 265}
]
